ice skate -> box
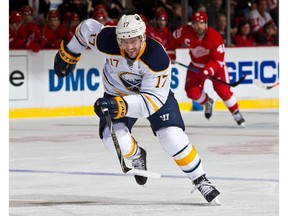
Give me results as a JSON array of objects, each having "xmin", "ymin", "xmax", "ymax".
[
  {"xmin": 204, "ymin": 98, "xmax": 214, "ymax": 119},
  {"xmin": 233, "ymin": 110, "xmax": 245, "ymax": 127},
  {"xmin": 131, "ymin": 147, "xmax": 148, "ymax": 185},
  {"xmin": 191, "ymin": 174, "xmax": 220, "ymax": 203}
]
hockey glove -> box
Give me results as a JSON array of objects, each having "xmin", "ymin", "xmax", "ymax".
[
  {"xmin": 54, "ymin": 40, "xmax": 81, "ymax": 77},
  {"xmin": 203, "ymin": 67, "xmax": 215, "ymax": 77},
  {"xmin": 94, "ymin": 96, "xmax": 127, "ymax": 119}
]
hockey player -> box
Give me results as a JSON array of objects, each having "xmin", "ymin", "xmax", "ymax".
[
  {"xmin": 53, "ymin": 14, "xmax": 220, "ymax": 203},
  {"xmin": 146, "ymin": 9, "xmax": 177, "ymax": 60},
  {"xmin": 172, "ymin": 11, "xmax": 245, "ymax": 127}
]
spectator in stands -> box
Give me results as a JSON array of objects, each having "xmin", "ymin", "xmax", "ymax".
[
  {"xmin": 254, "ymin": 22, "xmax": 278, "ymax": 45},
  {"xmin": 58, "ymin": 0, "xmax": 87, "ymax": 22},
  {"xmin": 234, "ymin": 19, "xmax": 255, "ymax": 47},
  {"xmin": 89, "ymin": 1, "xmax": 124, "ymax": 20},
  {"xmin": 267, "ymin": 0, "xmax": 278, "ymax": 27},
  {"xmin": 169, "ymin": 2, "xmax": 182, "ymax": 32},
  {"xmin": 20, "ymin": 5, "xmax": 43, "ymax": 52},
  {"xmin": 215, "ymin": 13, "xmax": 228, "ymax": 45},
  {"xmin": 9, "ymin": 10, "xmax": 42, "ymax": 52},
  {"xmin": 215, "ymin": 12, "xmax": 237, "ymax": 46},
  {"xmin": 40, "ymin": 10, "xmax": 74, "ymax": 49},
  {"xmin": 63, "ymin": 11, "xmax": 80, "ymax": 32},
  {"xmin": 205, "ymin": 0, "xmax": 226, "ymax": 29},
  {"xmin": 9, "ymin": 11, "xmax": 26, "ymax": 49},
  {"xmin": 93, "ymin": 10, "xmax": 106, "ymax": 25},
  {"xmin": 146, "ymin": 9, "xmax": 177, "ymax": 60},
  {"xmin": 248, "ymin": 0, "xmax": 277, "ymax": 33},
  {"xmin": 248, "ymin": 0, "xmax": 278, "ymax": 46},
  {"xmin": 92, "ymin": 4, "xmax": 117, "ymax": 25}
]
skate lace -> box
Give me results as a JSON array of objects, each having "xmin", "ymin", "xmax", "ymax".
[
  {"xmin": 191, "ymin": 181, "xmax": 215, "ymax": 196},
  {"xmin": 132, "ymin": 156, "xmax": 145, "ymax": 170}
]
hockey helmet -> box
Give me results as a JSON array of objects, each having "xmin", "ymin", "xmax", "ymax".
[
  {"xmin": 64, "ymin": 12, "xmax": 79, "ymax": 21},
  {"xmin": 116, "ymin": 14, "xmax": 146, "ymax": 45},
  {"xmin": 20, "ymin": 5, "xmax": 33, "ymax": 15},
  {"xmin": 191, "ymin": 11, "xmax": 208, "ymax": 23},
  {"xmin": 93, "ymin": 10, "xmax": 106, "ymax": 20},
  {"xmin": 48, "ymin": 10, "xmax": 60, "ymax": 20},
  {"xmin": 9, "ymin": 11, "xmax": 23, "ymax": 24},
  {"xmin": 156, "ymin": 10, "xmax": 168, "ymax": 20}
]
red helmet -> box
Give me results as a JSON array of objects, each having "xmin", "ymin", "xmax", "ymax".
[
  {"xmin": 191, "ymin": 11, "xmax": 208, "ymax": 23},
  {"xmin": 20, "ymin": 5, "xmax": 33, "ymax": 15},
  {"xmin": 94, "ymin": 4, "xmax": 107, "ymax": 11},
  {"xmin": 64, "ymin": 12, "xmax": 79, "ymax": 21},
  {"xmin": 9, "ymin": 11, "xmax": 23, "ymax": 24},
  {"xmin": 156, "ymin": 10, "xmax": 168, "ymax": 20},
  {"xmin": 48, "ymin": 10, "xmax": 60, "ymax": 20},
  {"xmin": 93, "ymin": 10, "xmax": 106, "ymax": 20}
]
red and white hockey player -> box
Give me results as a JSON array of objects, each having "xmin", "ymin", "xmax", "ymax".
[
  {"xmin": 40, "ymin": 10, "xmax": 74, "ymax": 49},
  {"xmin": 146, "ymin": 9, "xmax": 177, "ymax": 59},
  {"xmin": 172, "ymin": 11, "xmax": 245, "ymax": 127}
]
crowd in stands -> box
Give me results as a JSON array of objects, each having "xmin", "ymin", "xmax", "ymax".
[{"xmin": 9, "ymin": 0, "xmax": 279, "ymax": 52}]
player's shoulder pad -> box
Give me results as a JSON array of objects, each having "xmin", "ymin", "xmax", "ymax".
[
  {"xmin": 141, "ymin": 36, "xmax": 170, "ymax": 72},
  {"xmin": 207, "ymin": 27, "xmax": 223, "ymax": 43},
  {"xmin": 96, "ymin": 26, "xmax": 120, "ymax": 55}
]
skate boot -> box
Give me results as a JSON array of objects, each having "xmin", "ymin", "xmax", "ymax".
[
  {"xmin": 233, "ymin": 110, "xmax": 245, "ymax": 127},
  {"xmin": 131, "ymin": 147, "xmax": 148, "ymax": 185},
  {"xmin": 191, "ymin": 174, "xmax": 220, "ymax": 203},
  {"xmin": 204, "ymin": 98, "xmax": 214, "ymax": 119}
]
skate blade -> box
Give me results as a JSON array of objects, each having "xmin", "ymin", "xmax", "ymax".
[
  {"xmin": 211, "ymin": 197, "xmax": 221, "ymax": 206},
  {"xmin": 126, "ymin": 168, "xmax": 161, "ymax": 179}
]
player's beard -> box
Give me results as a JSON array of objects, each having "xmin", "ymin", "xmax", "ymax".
[{"xmin": 195, "ymin": 26, "xmax": 207, "ymax": 38}]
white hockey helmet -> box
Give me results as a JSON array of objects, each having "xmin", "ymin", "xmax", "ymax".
[{"xmin": 116, "ymin": 14, "xmax": 146, "ymax": 46}]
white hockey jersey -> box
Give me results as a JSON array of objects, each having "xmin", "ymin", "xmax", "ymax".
[{"xmin": 66, "ymin": 19, "xmax": 172, "ymax": 118}]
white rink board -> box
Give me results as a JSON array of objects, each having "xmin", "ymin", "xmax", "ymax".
[{"xmin": 9, "ymin": 47, "xmax": 279, "ymax": 109}]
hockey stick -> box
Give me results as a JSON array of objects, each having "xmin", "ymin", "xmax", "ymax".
[
  {"xmin": 254, "ymin": 80, "xmax": 279, "ymax": 90},
  {"xmin": 102, "ymin": 108, "xmax": 161, "ymax": 178},
  {"xmin": 172, "ymin": 60, "xmax": 247, "ymax": 87}
]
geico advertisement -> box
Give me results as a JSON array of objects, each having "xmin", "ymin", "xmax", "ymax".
[{"xmin": 9, "ymin": 47, "xmax": 279, "ymax": 108}]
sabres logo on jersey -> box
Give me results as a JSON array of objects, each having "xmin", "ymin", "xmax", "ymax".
[{"xmin": 119, "ymin": 72, "xmax": 142, "ymax": 92}]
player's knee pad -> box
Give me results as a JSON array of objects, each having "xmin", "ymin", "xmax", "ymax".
[
  {"xmin": 186, "ymin": 86, "xmax": 201, "ymax": 100},
  {"xmin": 102, "ymin": 122, "xmax": 135, "ymax": 156},
  {"xmin": 214, "ymin": 85, "xmax": 233, "ymax": 100},
  {"xmin": 156, "ymin": 126, "xmax": 190, "ymax": 156}
]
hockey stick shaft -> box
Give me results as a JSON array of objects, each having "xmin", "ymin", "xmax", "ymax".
[
  {"xmin": 102, "ymin": 108, "xmax": 131, "ymax": 173},
  {"xmin": 172, "ymin": 60, "xmax": 247, "ymax": 87},
  {"xmin": 102, "ymin": 108, "xmax": 161, "ymax": 178},
  {"xmin": 254, "ymin": 80, "xmax": 279, "ymax": 90},
  {"xmin": 266, "ymin": 82, "xmax": 279, "ymax": 90}
]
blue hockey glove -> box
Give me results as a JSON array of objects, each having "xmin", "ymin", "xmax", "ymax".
[
  {"xmin": 94, "ymin": 97, "xmax": 127, "ymax": 119},
  {"xmin": 54, "ymin": 40, "xmax": 81, "ymax": 77}
]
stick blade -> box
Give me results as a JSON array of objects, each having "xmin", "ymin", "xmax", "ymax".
[{"xmin": 126, "ymin": 168, "xmax": 161, "ymax": 179}]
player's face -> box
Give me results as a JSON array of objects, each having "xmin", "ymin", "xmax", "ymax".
[
  {"xmin": 192, "ymin": 21, "xmax": 207, "ymax": 37},
  {"xmin": 48, "ymin": 18, "xmax": 60, "ymax": 31},
  {"xmin": 156, "ymin": 18, "xmax": 167, "ymax": 30},
  {"xmin": 119, "ymin": 36, "xmax": 143, "ymax": 59}
]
